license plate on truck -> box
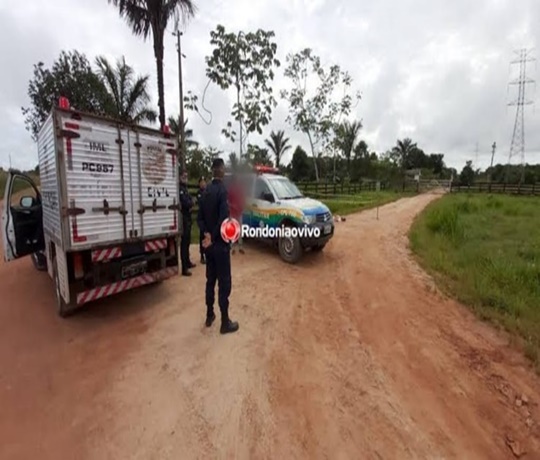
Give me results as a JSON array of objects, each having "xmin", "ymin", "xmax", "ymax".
[
  {"xmin": 324, "ymin": 224, "xmax": 332, "ymax": 235},
  {"xmin": 121, "ymin": 259, "xmax": 148, "ymax": 279}
]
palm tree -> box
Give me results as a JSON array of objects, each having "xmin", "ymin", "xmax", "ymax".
[
  {"xmin": 108, "ymin": 0, "xmax": 196, "ymax": 129},
  {"xmin": 95, "ymin": 56, "xmax": 157, "ymax": 123},
  {"xmin": 264, "ymin": 130, "xmax": 291, "ymax": 168},
  {"xmin": 392, "ymin": 138, "xmax": 417, "ymax": 170},
  {"xmin": 168, "ymin": 116, "xmax": 197, "ymax": 147},
  {"xmin": 335, "ymin": 120, "xmax": 362, "ymax": 170}
]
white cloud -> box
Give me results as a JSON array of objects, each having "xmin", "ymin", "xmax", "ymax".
[{"xmin": 0, "ymin": 0, "xmax": 539, "ymax": 172}]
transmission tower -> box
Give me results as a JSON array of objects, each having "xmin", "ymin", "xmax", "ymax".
[{"xmin": 508, "ymin": 48, "xmax": 535, "ymax": 183}]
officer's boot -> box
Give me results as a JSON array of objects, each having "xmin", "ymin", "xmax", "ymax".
[
  {"xmin": 205, "ymin": 307, "xmax": 216, "ymax": 327},
  {"xmin": 220, "ymin": 311, "xmax": 239, "ymax": 334}
]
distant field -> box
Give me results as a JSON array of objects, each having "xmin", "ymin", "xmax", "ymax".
[
  {"xmin": 0, "ymin": 170, "xmax": 40, "ymax": 201},
  {"xmin": 410, "ymin": 194, "xmax": 540, "ymax": 371}
]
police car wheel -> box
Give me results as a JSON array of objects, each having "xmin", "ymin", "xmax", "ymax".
[{"xmin": 278, "ymin": 235, "xmax": 302, "ymax": 264}]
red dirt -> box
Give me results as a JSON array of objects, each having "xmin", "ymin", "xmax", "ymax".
[{"xmin": 1, "ymin": 193, "xmax": 539, "ymax": 459}]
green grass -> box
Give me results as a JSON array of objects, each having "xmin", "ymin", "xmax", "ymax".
[
  {"xmin": 0, "ymin": 170, "xmax": 40, "ymax": 201},
  {"xmin": 410, "ymin": 194, "xmax": 540, "ymax": 371}
]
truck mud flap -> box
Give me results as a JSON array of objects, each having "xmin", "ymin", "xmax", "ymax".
[{"xmin": 76, "ymin": 266, "xmax": 178, "ymax": 305}]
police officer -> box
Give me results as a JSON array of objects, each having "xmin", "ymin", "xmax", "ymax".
[
  {"xmin": 197, "ymin": 158, "xmax": 239, "ymax": 334},
  {"xmin": 179, "ymin": 170, "xmax": 196, "ymax": 276},
  {"xmin": 196, "ymin": 176, "xmax": 207, "ymax": 265}
]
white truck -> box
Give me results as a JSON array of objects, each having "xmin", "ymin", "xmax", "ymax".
[{"xmin": 1, "ymin": 98, "xmax": 181, "ymax": 317}]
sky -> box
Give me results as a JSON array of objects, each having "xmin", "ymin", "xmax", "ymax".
[{"xmin": 0, "ymin": 0, "xmax": 539, "ymax": 172}]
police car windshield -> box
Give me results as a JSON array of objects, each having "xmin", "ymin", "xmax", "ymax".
[{"xmin": 268, "ymin": 177, "xmax": 303, "ymax": 200}]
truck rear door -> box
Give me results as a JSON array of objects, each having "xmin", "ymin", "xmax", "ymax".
[
  {"xmin": 58, "ymin": 112, "xmax": 128, "ymax": 247},
  {"xmin": 128, "ymin": 130, "xmax": 178, "ymax": 238}
]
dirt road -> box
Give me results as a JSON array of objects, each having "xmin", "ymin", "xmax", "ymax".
[{"xmin": 1, "ymin": 193, "xmax": 539, "ymax": 459}]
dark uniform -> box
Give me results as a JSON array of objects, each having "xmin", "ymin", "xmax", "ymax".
[
  {"xmin": 179, "ymin": 182, "xmax": 194, "ymax": 275},
  {"xmin": 196, "ymin": 186, "xmax": 206, "ymax": 263},
  {"xmin": 197, "ymin": 171, "xmax": 239, "ymax": 334}
]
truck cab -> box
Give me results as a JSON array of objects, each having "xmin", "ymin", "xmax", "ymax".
[{"xmin": 225, "ymin": 166, "xmax": 334, "ymax": 263}]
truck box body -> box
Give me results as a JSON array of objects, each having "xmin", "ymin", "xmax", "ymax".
[
  {"xmin": 39, "ymin": 107, "xmax": 179, "ymax": 250},
  {"xmin": 2, "ymin": 103, "xmax": 181, "ymax": 316}
]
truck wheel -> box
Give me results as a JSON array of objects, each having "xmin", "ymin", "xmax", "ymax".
[
  {"xmin": 31, "ymin": 251, "xmax": 48, "ymax": 271},
  {"xmin": 278, "ymin": 234, "xmax": 303, "ymax": 264},
  {"xmin": 53, "ymin": 256, "xmax": 71, "ymax": 318}
]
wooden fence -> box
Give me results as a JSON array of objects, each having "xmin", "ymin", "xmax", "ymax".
[{"xmin": 450, "ymin": 182, "xmax": 540, "ymax": 196}]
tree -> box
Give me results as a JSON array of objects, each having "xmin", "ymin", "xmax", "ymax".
[
  {"xmin": 168, "ymin": 116, "xmax": 198, "ymax": 148},
  {"xmin": 95, "ymin": 56, "xmax": 157, "ymax": 124},
  {"xmin": 228, "ymin": 152, "xmax": 239, "ymax": 170},
  {"xmin": 391, "ymin": 138, "xmax": 417, "ymax": 170},
  {"xmin": 459, "ymin": 160, "xmax": 476, "ymax": 185},
  {"xmin": 289, "ymin": 146, "xmax": 311, "ymax": 182},
  {"xmin": 264, "ymin": 130, "xmax": 291, "ymax": 168},
  {"xmin": 109, "ymin": 0, "xmax": 196, "ymax": 129},
  {"xmin": 334, "ymin": 120, "xmax": 362, "ymax": 171},
  {"xmin": 281, "ymin": 48, "xmax": 360, "ymax": 181},
  {"xmin": 22, "ymin": 50, "xmax": 109, "ymax": 140},
  {"xmin": 204, "ymin": 25, "xmax": 280, "ymax": 161},
  {"xmin": 247, "ymin": 144, "xmax": 272, "ymax": 166}
]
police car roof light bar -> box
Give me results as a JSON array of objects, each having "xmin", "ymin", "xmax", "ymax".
[{"xmin": 254, "ymin": 165, "xmax": 279, "ymax": 174}]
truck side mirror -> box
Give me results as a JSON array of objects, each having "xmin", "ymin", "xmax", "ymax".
[{"xmin": 20, "ymin": 196, "xmax": 35, "ymax": 208}]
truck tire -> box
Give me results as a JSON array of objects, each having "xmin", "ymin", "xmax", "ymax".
[
  {"xmin": 278, "ymin": 234, "xmax": 303, "ymax": 264},
  {"xmin": 31, "ymin": 251, "xmax": 48, "ymax": 271},
  {"xmin": 53, "ymin": 256, "xmax": 71, "ymax": 318}
]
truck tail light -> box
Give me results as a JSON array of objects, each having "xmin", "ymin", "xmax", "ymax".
[
  {"xmin": 73, "ymin": 253, "xmax": 84, "ymax": 280},
  {"xmin": 59, "ymin": 96, "xmax": 70, "ymax": 109},
  {"xmin": 169, "ymin": 238, "xmax": 176, "ymax": 256}
]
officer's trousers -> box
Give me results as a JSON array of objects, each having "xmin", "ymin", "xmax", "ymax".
[
  {"xmin": 181, "ymin": 217, "xmax": 192, "ymax": 271},
  {"xmin": 205, "ymin": 243, "xmax": 231, "ymax": 317},
  {"xmin": 198, "ymin": 228, "xmax": 204, "ymax": 257}
]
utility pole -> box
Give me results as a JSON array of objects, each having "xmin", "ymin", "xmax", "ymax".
[
  {"xmin": 474, "ymin": 142, "xmax": 479, "ymax": 169},
  {"xmin": 508, "ymin": 48, "xmax": 535, "ymax": 184},
  {"xmin": 175, "ymin": 29, "xmax": 187, "ymax": 172}
]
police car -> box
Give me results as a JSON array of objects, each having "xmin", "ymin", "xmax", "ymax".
[{"xmin": 225, "ymin": 165, "xmax": 334, "ymax": 263}]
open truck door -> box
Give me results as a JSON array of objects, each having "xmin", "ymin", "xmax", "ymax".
[{"xmin": 1, "ymin": 171, "xmax": 45, "ymax": 262}]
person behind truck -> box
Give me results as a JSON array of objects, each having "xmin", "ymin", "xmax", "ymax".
[
  {"xmin": 196, "ymin": 176, "xmax": 207, "ymax": 265},
  {"xmin": 227, "ymin": 174, "xmax": 245, "ymax": 255},
  {"xmin": 179, "ymin": 170, "xmax": 196, "ymax": 276},
  {"xmin": 197, "ymin": 158, "xmax": 239, "ymax": 334}
]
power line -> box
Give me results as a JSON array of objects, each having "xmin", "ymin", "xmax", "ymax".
[{"xmin": 508, "ymin": 48, "xmax": 535, "ymax": 183}]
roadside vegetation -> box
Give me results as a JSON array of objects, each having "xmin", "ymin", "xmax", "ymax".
[{"xmin": 410, "ymin": 194, "xmax": 540, "ymax": 371}]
